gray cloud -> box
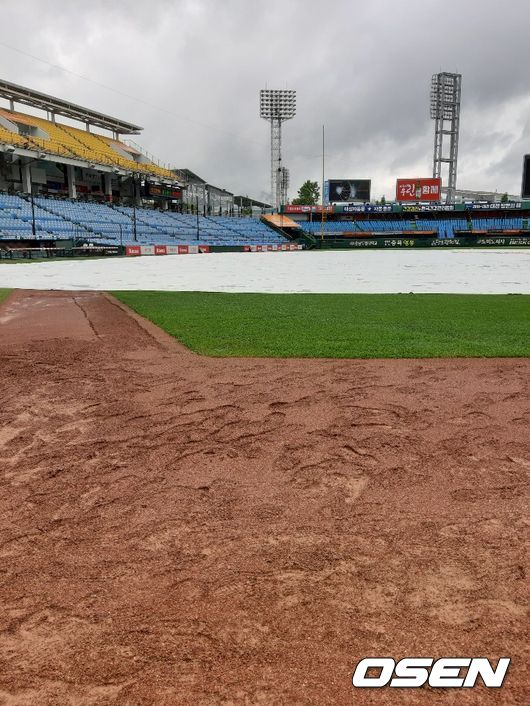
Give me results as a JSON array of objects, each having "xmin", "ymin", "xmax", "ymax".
[{"xmin": 1, "ymin": 0, "xmax": 529, "ymax": 200}]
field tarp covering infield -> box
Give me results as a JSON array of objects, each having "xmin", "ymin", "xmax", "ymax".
[{"xmin": 0, "ymin": 249, "xmax": 530, "ymax": 293}]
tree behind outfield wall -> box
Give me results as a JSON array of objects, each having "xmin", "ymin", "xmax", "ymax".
[
  {"xmin": 500, "ymin": 192, "xmax": 509, "ymax": 203},
  {"xmin": 292, "ymin": 180, "xmax": 320, "ymax": 205}
]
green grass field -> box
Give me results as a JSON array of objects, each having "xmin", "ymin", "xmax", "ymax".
[
  {"xmin": 0, "ymin": 289, "xmax": 11, "ymax": 305},
  {"xmin": 112, "ymin": 291, "xmax": 530, "ymax": 358}
]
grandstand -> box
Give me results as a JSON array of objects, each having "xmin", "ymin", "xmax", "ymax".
[
  {"xmin": 1, "ymin": 78, "xmax": 529, "ymax": 254},
  {"xmin": 0, "ymin": 193, "xmax": 285, "ymax": 247},
  {"xmin": 0, "ymin": 79, "xmax": 289, "ymax": 250},
  {"xmin": 303, "ymin": 218, "xmax": 469, "ymax": 238},
  {"xmin": 290, "ymin": 202, "xmax": 530, "ymax": 243},
  {"xmin": 302, "ymin": 215, "xmax": 527, "ymax": 239},
  {"xmin": 0, "ymin": 79, "xmax": 174, "ymax": 182},
  {"xmin": 3, "ymin": 189, "xmax": 530, "ymax": 250}
]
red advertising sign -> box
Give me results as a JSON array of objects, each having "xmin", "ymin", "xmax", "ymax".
[
  {"xmin": 154, "ymin": 245, "xmax": 167, "ymax": 255},
  {"xmin": 125, "ymin": 245, "xmax": 141, "ymax": 256},
  {"xmin": 396, "ymin": 178, "xmax": 441, "ymax": 202}
]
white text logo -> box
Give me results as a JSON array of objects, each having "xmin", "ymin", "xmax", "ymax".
[{"xmin": 352, "ymin": 657, "xmax": 510, "ymax": 688}]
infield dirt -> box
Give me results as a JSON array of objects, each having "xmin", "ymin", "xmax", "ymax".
[{"xmin": 0, "ymin": 290, "xmax": 528, "ymax": 705}]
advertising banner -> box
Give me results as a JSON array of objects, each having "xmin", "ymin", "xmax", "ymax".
[
  {"xmin": 396, "ymin": 178, "xmax": 441, "ymax": 202},
  {"xmin": 470, "ymin": 201, "xmax": 522, "ymax": 210},
  {"xmin": 283, "ymin": 204, "xmax": 333, "ymax": 214},
  {"xmin": 402, "ymin": 203, "xmax": 457, "ymax": 212},
  {"xmin": 146, "ymin": 184, "xmax": 182, "ymax": 200},
  {"xmin": 341, "ymin": 204, "xmax": 393, "ymax": 214}
]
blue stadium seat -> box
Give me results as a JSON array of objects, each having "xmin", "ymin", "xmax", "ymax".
[
  {"xmin": 1, "ymin": 194, "xmax": 526, "ymax": 246},
  {"xmin": 0, "ymin": 193, "xmax": 287, "ymax": 246}
]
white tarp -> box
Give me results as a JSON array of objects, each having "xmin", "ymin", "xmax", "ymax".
[{"xmin": 1, "ymin": 250, "xmax": 529, "ymax": 294}]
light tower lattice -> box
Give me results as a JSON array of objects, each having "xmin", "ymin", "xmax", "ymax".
[
  {"xmin": 430, "ymin": 72, "xmax": 462, "ymax": 204},
  {"xmin": 260, "ymin": 89, "xmax": 296, "ymax": 211}
]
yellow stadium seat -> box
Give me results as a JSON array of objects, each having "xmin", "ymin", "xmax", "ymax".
[{"xmin": 0, "ymin": 108, "xmax": 175, "ymax": 180}]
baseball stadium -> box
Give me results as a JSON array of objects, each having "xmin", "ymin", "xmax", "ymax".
[{"xmin": 1, "ymin": 12, "xmax": 529, "ymax": 705}]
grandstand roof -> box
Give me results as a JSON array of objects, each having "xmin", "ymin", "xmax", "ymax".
[
  {"xmin": 0, "ymin": 79, "xmax": 142, "ymax": 135},
  {"xmin": 234, "ymin": 195, "xmax": 271, "ymax": 208},
  {"xmin": 207, "ymin": 184, "xmax": 233, "ymax": 197},
  {"xmin": 175, "ymin": 168, "xmax": 206, "ymax": 184}
]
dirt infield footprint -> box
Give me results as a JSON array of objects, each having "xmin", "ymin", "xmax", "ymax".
[{"xmin": 0, "ymin": 291, "xmax": 529, "ymax": 705}]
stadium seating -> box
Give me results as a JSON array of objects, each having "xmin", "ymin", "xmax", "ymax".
[
  {"xmin": 0, "ymin": 126, "xmax": 36, "ymax": 150},
  {"xmin": 2, "ymin": 193, "xmax": 526, "ymax": 246},
  {"xmin": 0, "ymin": 193, "xmax": 286, "ymax": 246},
  {"xmin": 471, "ymin": 217, "xmax": 523, "ymax": 230},
  {"xmin": 300, "ymin": 217, "xmax": 521, "ymax": 238},
  {"xmin": 0, "ymin": 108, "xmax": 174, "ymax": 180},
  {"xmin": 0, "ymin": 193, "xmax": 87, "ymax": 239}
]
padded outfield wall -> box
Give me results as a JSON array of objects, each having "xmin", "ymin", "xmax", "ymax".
[{"xmin": 315, "ymin": 235, "xmax": 530, "ymax": 249}]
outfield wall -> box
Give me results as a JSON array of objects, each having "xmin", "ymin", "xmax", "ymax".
[{"xmin": 317, "ymin": 235, "xmax": 530, "ymax": 249}]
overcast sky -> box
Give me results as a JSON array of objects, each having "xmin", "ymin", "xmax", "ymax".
[{"xmin": 1, "ymin": 0, "xmax": 529, "ymax": 202}]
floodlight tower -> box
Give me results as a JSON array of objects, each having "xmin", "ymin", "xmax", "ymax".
[
  {"xmin": 279, "ymin": 166, "xmax": 290, "ymax": 206},
  {"xmin": 260, "ymin": 89, "xmax": 296, "ymax": 211},
  {"xmin": 430, "ymin": 72, "xmax": 462, "ymax": 204}
]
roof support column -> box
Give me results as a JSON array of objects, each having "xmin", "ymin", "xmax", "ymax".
[
  {"xmin": 67, "ymin": 164, "xmax": 77, "ymax": 199},
  {"xmin": 104, "ymin": 172, "xmax": 112, "ymax": 202},
  {"xmin": 21, "ymin": 161, "xmax": 32, "ymax": 193}
]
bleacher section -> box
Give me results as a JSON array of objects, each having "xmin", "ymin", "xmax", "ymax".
[
  {"xmin": 0, "ymin": 108, "xmax": 174, "ymax": 180},
  {"xmin": 0, "ymin": 194, "xmax": 286, "ymax": 246},
  {"xmin": 3, "ymin": 194, "xmax": 526, "ymax": 247},
  {"xmin": 301, "ymin": 217, "xmax": 524, "ymax": 238},
  {"xmin": 0, "ymin": 193, "xmax": 88, "ymax": 238},
  {"xmin": 471, "ymin": 217, "xmax": 523, "ymax": 230}
]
